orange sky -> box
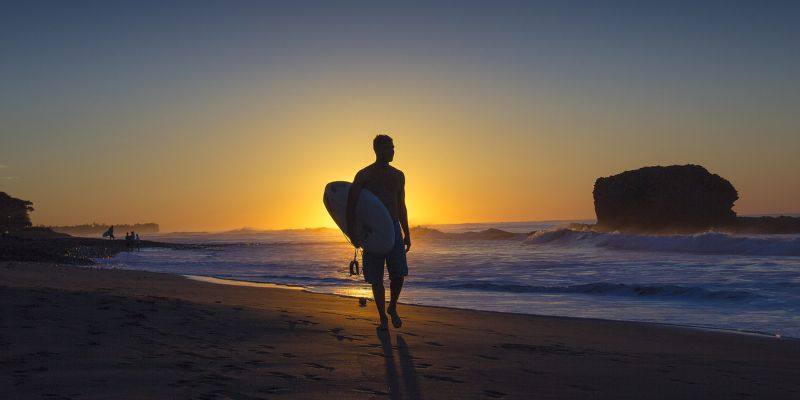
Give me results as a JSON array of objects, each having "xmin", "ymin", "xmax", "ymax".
[
  {"xmin": 5, "ymin": 93, "xmax": 798, "ymax": 232},
  {"xmin": 2, "ymin": 3, "xmax": 799, "ymax": 232}
]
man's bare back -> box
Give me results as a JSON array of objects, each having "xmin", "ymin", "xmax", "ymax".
[{"xmin": 353, "ymin": 163, "xmax": 404, "ymax": 222}]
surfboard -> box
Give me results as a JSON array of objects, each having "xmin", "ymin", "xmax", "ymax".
[{"xmin": 323, "ymin": 181, "xmax": 395, "ymax": 255}]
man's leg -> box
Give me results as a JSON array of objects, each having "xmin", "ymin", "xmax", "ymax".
[
  {"xmin": 363, "ymin": 251, "xmax": 389, "ymax": 330},
  {"xmin": 388, "ymin": 276, "xmax": 404, "ymax": 310},
  {"xmin": 371, "ymin": 281, "xmax": 388, "ymax": 330},
  {"xmin": 387, "ymin": 277, "xmax": 404, "ymax": 328}
]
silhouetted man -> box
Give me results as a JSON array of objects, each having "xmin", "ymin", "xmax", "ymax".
[{"xmin": 346, "ymin": 134, "xmax": 411, "ymax": 331}]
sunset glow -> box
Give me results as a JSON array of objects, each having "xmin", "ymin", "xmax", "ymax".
[{"xmin": 2, "ymin": 2, "xmax": 798, "ymax": 232}]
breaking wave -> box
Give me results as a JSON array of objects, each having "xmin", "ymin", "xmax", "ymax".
[
  {"xmin": 526, "ymin": 229, "xmax": 800, "ymax": 256},
  {"xmin": 412, "ymin": 227, "xmax": 526, "ymax": 240}
]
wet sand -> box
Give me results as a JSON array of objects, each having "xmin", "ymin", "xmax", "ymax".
[{"xmin": 1, "ymin": 261, "xmax": 798, "ymax": 399}]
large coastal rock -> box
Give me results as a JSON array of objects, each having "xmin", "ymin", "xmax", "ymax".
[{"xmin": 593, "ymin": 165, "xmax": 738, "ymax": 232}]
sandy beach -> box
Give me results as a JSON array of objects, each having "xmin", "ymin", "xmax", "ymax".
[{"xmin": 1, "ymin": 261, "xmax": 798, "ymax": 399}]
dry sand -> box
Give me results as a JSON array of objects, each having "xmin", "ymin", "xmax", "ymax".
[{"xmin": 1, "ymin": 261, "xmax": 798, "ymax": 399}]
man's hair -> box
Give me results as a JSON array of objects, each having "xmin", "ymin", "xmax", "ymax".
[{"xmin": 373, "ymin": 134, "xmax": 393, "ymax": 150}]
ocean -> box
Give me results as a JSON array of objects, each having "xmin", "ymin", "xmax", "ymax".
[{"xmin": 95, "ymin": 221, "xmax": 800, "ymax": 338}]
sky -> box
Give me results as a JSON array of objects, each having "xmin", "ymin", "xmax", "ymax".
[{"xmin": 1, "ymin": 1, "xmax": 799, "ymax": 232}]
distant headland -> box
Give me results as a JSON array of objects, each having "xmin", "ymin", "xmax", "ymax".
[
  {"xmin": 48, "ymin": 223, "xmax": 160, "ymax": 236},
  {"xmin": 1, "ymin": 192, "xmax": 177, "ymax": 264}
]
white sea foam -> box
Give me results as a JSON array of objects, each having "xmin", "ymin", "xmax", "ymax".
[{"xmin": 526, "ymin": 229, "xmax": 800, "ymax": 256}]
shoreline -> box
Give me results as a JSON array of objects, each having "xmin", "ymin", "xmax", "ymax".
[
  {"xmin": 3, "ymin": 260, "xmax": 799, "ymax": 399},
  {"xmin": 184, "ymin": 273, "xmax": 795, "ymax": 341}
]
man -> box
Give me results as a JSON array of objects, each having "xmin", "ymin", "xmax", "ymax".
[{"xmin": 346, "ymin": 134, "xmax": 411, "ymax": 331}]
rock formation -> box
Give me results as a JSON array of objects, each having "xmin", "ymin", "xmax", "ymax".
[{"xmin": 593, "ymin": 165, "xmax": 738, "ymax": 232}]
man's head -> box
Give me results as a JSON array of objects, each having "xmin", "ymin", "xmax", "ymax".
[{"xmin": 373, "ymin": 134, "xmax": 394, "ymax": 163}]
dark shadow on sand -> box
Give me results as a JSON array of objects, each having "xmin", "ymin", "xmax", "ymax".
[
  {"xmin": 377, "ymin": 330, "xmax": 421, "ymax": 400},
  {"xmin": 397, "ymin": 335, "xmax": 422, "ymax": 399}
]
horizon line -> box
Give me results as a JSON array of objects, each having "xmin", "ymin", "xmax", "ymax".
[{"xmin": 144, "ymin": 212, "xmax": 800, "ymax": 234}]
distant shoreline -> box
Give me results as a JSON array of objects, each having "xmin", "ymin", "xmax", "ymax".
[{"xmin": 0, "ymin": 233, "xmax": 192, "ymax": 265}]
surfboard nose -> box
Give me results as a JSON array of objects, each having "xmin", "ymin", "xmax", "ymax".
[{"xmin": 325, "ymin": 181, "xmax": 349, "ymax": 195}]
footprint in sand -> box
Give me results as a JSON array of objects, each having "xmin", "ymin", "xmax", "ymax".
[
  {"xmin": 521, "ymin": 368, "xmax": 546, "ymax": 375},
  {"xmin": 330, "ymin": 333, "xmax": 362, "ymax": 342},
  {"xmin": 200, "ymin": 372, "xmax": 235, "ymax": 383},
  {"xmin": 422, "ymin": 374, "xmax": 463, "ymax": 383},
  {"xmin": 28, "ymin": 351, "xmax": 59, "ymax": 357},
  {"xmin": 353, "ymin": 386, "xmax": 389, "ymax": 395},
  {"xmin": 260, "ymin": 386, "xmax": 290, "ymax": 394},
  {"xmin": 304, "ymin": 362, "xmax": 335, "ymax": 372},
  {"xmin": 345, "ymin": 316, "xmax": 372, "ymax": 322},
  {"xmin": 222, "ymin": 363, "xmax": 245, "ymax": 372},
  {"xmin": 568, "ymin": 383, "xmax": 598, "ymax": 392},
  {"xmin": 269, "ymin": 371, "xmax": 296, "ymax": 380},
  {"xmin": 303, "ymin": 373, "xmax": 326, "ymax": 381},
  {"xmin": 174, "ymin": 361, "xmax": 196, "ymax": 370}
]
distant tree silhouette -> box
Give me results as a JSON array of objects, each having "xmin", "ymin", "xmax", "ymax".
[{"xmin": 0, "ymin": 192, "xmax": 34, "ymax": 232}]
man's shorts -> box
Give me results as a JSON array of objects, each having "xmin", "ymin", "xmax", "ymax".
[{"xmin": 362, "ymin": 221, "xmax": 408, "ymax": 284}]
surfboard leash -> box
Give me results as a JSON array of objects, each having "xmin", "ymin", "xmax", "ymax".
[
  {"xmin": 336, "ymin": 226, "xmax": 361, "ymax": 276},
  {"xmin": 349, "ymin": 247, "xmax": 361, "ymax": 276}
]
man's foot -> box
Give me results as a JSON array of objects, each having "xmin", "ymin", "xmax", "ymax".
[
  {"xmin": 387, "ymin": 306, "xmax": 402, "ymax": 329},
  {"xmin": 377, "ymin": 316, "xmax": 389, "ymax": 331}
]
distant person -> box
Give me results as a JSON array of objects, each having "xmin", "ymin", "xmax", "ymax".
[
  {"xmin": 134, "ymin": 232, "xmax": 141, "ymax": 251},
  {"xmin": 125, "ymin": 232, "xmax": 132, "ymax": 249},
  {"xmin": 346, "ymin": 134, "xmax": 411, "ymax": 331},
  {"xmin": 102, "ymin": 226, "xmax": 115, "ymax": 240}
]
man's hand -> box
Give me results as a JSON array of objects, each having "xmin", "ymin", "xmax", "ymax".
[{"xmin": 404, "ymin": 235, "xmax": 411, "ymax": 253}]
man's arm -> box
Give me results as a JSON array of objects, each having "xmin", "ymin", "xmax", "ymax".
[
  {"xmin": 398, "ymin": 172, "xmax": 411, "ymax": 252},
  {"xmin": 346, "ymin": 172, "xmax": 364, "ymax": 247}
]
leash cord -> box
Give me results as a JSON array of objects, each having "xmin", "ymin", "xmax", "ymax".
[{"xmin": 349, "ymin": 247, "xmax": 361, "ymax": 276}]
